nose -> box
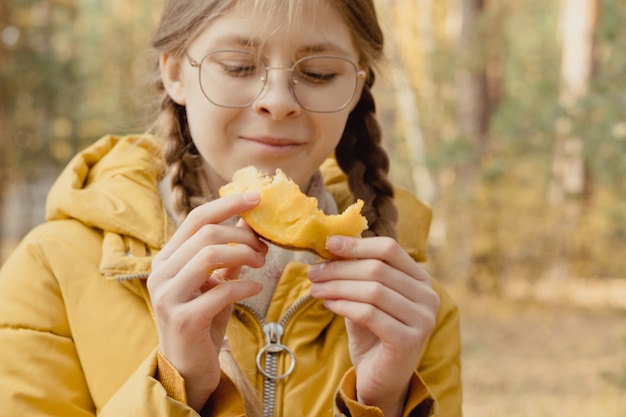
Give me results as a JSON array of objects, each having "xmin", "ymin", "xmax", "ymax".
[{"xmin": 252, "ymin": 68, "xmax": 302, "ymax": 119}]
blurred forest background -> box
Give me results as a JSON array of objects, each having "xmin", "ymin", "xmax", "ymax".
[
  {"xmin": 2, "ymin": 0, "xmax": 624, "ymax": 298},
  {"xmin": 1, "ymin": 0, "xmax": 625, "ymax": 415}
]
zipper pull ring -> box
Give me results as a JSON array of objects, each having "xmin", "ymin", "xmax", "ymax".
[{"xmin": 256, "ymin": 322, "xmax": 296, "ymax": 380}]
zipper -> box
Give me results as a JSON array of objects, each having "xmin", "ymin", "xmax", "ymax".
[
  {"xmin": 113, "ymin": 269, "xmax": 313, "ymax": 417},
  {"xmin": 112, "ymin": 272, "xmax": 150, "ymax": 281},
  {"xmin": 237, "ymin": 294, "xmax": 313, "ymax": 417}
]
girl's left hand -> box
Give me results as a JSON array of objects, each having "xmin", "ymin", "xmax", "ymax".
[{"xmin": 307, "ymin": 235, "xmax": 440, "ymax": 417}]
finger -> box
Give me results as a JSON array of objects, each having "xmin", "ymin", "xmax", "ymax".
[
  {"xmin": 156, "ymin": 192, "xmax": 261, "ymax": 261},
  {"xmin": 187, "ymin": 279, "xmax": 263, "ymax": 321},
  {"xmin": 309, "ymin": 252, "xmax": 434, "ymax": 305},
  {"xmin": 152, "ymin": 223, "xmax": 266, "ymax": 284},
  {"xmin": 310, "ymin": 277, "xmax": 437, "ymax": 328},
  {"xmin": 198, "ymin": 267, "xmax": 238, "ymax": 292},
  {"xmin": 156, "ymin": 280, "xmax": 262, "ymax": 350},
  {"xmin": 308, "ymin": 258, "xmax": 425, "ymax": 303},
  {"xmin": 235, "ymin": 217, "xmax": 252, "ymax": 231},
  {"xmin": 323, "ymin": 297, "xmax": 437, "ymax": 348},
  {"xmin": 324, "ymin": 236, "xmax": 430, "ymax": 282},
  {"xmin": 157, "ymin": 242, "xmax": 266, "ymax": 303}
]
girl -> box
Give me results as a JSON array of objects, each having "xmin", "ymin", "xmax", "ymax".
[{"xmin": 0, "ymin": 0, "xmax": 462, "ymax": 416}]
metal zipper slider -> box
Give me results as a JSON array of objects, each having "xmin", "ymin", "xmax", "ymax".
[{"xmin": 256, "ymin": 322, "xmax": 296, "ymax": 380}]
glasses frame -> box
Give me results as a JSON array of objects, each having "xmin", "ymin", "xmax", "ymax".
[{"xmin": 186, "ymin": 49, "xmax": 367, "ymax": 113}]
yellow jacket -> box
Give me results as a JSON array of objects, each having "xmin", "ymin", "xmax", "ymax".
[{"xmin": 0, "ymin": 135, "xmax": 462, "ymax": 417}]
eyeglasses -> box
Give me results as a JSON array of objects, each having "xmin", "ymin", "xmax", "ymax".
[{"xmin": 186, "ymin": 50, "xmax": 366, "ymax": 113}]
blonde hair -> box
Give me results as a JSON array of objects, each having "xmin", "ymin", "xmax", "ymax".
[
  {"xmin": 149, "ymin": 0, "xmax": 396, "ymax": 414},
  {"xmin": 218, "ymin": 337, "xmax": 264, "ymax": 416}
]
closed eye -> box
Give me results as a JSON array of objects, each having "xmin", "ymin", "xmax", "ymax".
[
  {"xmin": 298, "ymin": 70, "xmax": 337, "ymax": 84},
  {"xmin": 221, "ymin": 63, "xmax": 258, "ymax": 77}
]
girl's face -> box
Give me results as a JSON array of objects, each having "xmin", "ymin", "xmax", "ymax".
[{"xmin": 161, "ymin": 1, "xmax": 364, "ymax": 193}]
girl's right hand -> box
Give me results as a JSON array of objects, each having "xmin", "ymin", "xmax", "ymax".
[{"xmin": 146, "ymin": 192, "xmax": 267, "ymax": 412}]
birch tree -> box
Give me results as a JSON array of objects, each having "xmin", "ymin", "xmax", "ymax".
[
  {"xmin": 547, "ymin": 0, "xmax": 601, "ymax": 279},
  {"xmin": 0, "ymin": 1, "xmax": 12, "ymax": 257},
  {"xmin": 454, "ymin": 0, "xmax": 491, "ymax": 289},
  {"xmin": 551, "ymin": 0, "xmax": 600, "ymax": 201},
  {"xmin": 449, "ymin": 0, "xmax": 506, "ymax": 292},
  {"xmin": 382, "ymin": 0, "xmax": 436, "ymax": 203}
]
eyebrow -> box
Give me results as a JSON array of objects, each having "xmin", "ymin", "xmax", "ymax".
[
  {"xmin": 212, "ymin": 35, "xmax": 260, "ymax": 50},
  {"xmin": 205, "ymin": 35, "xmax": 354, "ymax": 58},
  {"xmin": 297, "ymin": 42, "xmax": 353, "ymax": 57}
]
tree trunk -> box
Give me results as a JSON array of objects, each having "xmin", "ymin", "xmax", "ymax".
[
  {"xmin": 379, "ymin": 0, "xmax": 436, "ymax": 203},
  {"xmin": 0, "ymin": 0, "xmax": 12, "ymax": 262},
  {"xmin": 551, "ymin": 0, "xmax": 599, "ymax": 200},
  {"xmin": 547, "ymin": 0, "xmax": 600, "ymax": 280},
  {"xmin": 453, "ymin": 0, "xmax": 499, "ymax": 292},
  {"xmin": 415, "ymin": 0, "xmax": 435, "ymax": 103},
  {"xmin": 457, "ymin": 0, "xmax": 489, "ymax": 141},
  {"xmin": 390, "ymin": 61, "xmax": 436, "ymax": 204}
]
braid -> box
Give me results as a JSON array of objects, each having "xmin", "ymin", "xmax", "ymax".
[
  {"xmin": 335, "ymin": 74, "xmax": 398, "ymax": 239},
  {"xmin": 154, "ymin": 93, "xmax": 209, "ymax": 223}
]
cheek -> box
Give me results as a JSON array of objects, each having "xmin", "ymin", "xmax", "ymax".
[
  {"xmin": 184, "ymin": 93, "xmax": 233, "ymax": 142},
  {"xmin": 186, "ymin": 105, "xmax": 215, "ymax": 148},
  {"xmin": 317, "ymin": 112, "xmax": 350, "ymax": 148}
]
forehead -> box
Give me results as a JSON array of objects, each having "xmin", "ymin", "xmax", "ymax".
[{"xmin": 191, "ymin": 0, "xmax": 359, "ymax": 58}]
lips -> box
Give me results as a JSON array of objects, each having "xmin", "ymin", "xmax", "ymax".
[
  {"xmin": 243, "ymin": 136, "xmax": 304, "ymax": 158},
  {"xmin": 244, "ymin": 136, "xmax": 303, "ymax": 147}
]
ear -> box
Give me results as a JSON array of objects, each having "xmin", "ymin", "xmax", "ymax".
[{"xmin": 160, "ymin": 53, "xmax": 187, "ymax": 105}]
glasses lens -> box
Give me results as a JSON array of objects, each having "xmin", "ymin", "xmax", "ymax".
[
  {"xmin": 292, "ymin": 56, "xmax": 359, "ymax": 112},
  {"xmin": 196, "ymin": 52, "xmax": 361, "ymax": 112},
  {"xmin": 198, "ymin": 50, "xmax": 265, "ymax": 108}
]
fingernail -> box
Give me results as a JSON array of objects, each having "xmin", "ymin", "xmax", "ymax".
[
  {"xmin": 325, "ymin": 236, "xmax": 345, "ymax": 252},
  {"xmin": 307, "ymin": 263, "xmax": 325, "ymax": 281},
  {"xmin": 243, "ymin": 192, "xmax": 260, "ymax": 204}
]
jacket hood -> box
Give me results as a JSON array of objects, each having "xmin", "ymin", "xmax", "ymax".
[
  {"xmin": 45, "ymin": 134, "xmax": 175, "ymax": 278},
  {"xmin": 46, "ymin": 134, "xmax": 170, "ymax": 248}
]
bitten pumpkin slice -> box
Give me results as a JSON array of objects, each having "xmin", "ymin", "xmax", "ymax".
[{"xmin": 219, "ymin": 165, "xmax": 368, "ymax": 259}]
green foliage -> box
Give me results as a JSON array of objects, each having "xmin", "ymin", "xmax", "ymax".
[
  {"xmin": 2, "ymin": 1, "xmax": 77, "ymax": 174},
  {"xmin": 1, "ymin": 0, "xmax": 625, "ymax": 284},
  {"xmin": 490, "ymin": 0, "xmax": 561, "ymax": 156},
  {"xmin": 0, "ymin": 0, "xmax": 156, "ymax": 177},
  {"xmin": 384, "ymin": 0, "xmax": 626, "ymax": 286}
]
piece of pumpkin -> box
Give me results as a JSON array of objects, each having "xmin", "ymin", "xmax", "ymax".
[{"xmin": 219, "ymin": 166, "xmax": 368, "ymax": 259}]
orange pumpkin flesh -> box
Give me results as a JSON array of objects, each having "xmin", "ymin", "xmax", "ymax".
[{"xmin": 219, "ymin": 166, "xmax": 368, "ymax": 259}]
